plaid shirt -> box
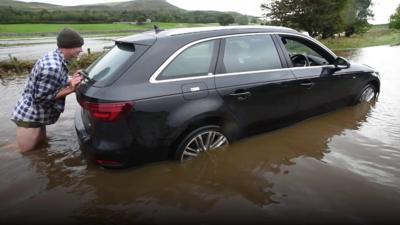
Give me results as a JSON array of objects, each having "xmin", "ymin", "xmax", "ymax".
[{"xmin": 11, "ymin": 49, "xmax": 69, "ymax": 125}]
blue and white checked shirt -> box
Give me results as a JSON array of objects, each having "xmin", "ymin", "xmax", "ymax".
[{"xmin": 11, "ymin": 49, "xmax": 69, "ymax": 125}]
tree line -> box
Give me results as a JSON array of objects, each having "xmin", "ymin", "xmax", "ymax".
[
  {"xmin": 262, "ymin": 0, "xmax": 373, "ymax": 38},
  {"xmin": 0, "ymin": 6, "xmax": 256, "ymax": 25},
  {"xmin": 389, "ymin": 4, "xmax": 400, "ymax": 29}
]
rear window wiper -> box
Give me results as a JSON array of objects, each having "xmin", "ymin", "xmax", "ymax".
[{"xmin": 79, "ymin": 70, "xmax": 95, "ymax": 83}]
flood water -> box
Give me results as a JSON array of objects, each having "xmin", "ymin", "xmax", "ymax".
[
  {"xmin": 0, "ymin": 45, "xmax": 399, "ymax": 224},
  {"xmin": 0, "ymin": 36, "xmax": 116, "ymax": 61}
]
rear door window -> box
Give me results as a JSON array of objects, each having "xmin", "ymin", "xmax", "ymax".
[
  {"xmin": 222, "ymin": 35, "xmax": 282, "ymax": 73},
  {"xmin": 159, "ymin": 40, "xmax": 217, "ymax": 80}
]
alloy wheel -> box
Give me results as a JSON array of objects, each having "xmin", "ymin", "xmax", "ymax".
[
  {"xmin": 359, "ymin": 85, "xmax": 376, "ymax": 102},
  {"xmin": 181, "ymin": 130, "xmax": 229, "ymax": 160}
]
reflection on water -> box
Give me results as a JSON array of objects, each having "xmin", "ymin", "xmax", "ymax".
[{"xmin": 0, "ymin": 45, "xmax": 400, "ymax": 224}]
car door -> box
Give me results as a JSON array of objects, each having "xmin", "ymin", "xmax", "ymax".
[
  {"xmin": 153, "ymin": 38, "xmax": 219, "ymax": 99},
  {"xmin": 214, "ymin": 34, "xmax": 301, "ymax": 131},
  {"xmin": 276, "ymin": 34, "xmax": 358, "ymax": 114}
]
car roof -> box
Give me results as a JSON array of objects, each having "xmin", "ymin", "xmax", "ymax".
[{"xmin": 116, "ymin": 25, "xmax": 300, "ymax": 45}]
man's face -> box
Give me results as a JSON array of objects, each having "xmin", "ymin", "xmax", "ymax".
[{"xmin": 62, "ymin": 47, "xmax": 83, "ymax": 60}]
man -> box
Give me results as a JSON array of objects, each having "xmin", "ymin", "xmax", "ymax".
[{"xmin": 11, "ymin": 28, "xmax": 84, "ymax": 152}]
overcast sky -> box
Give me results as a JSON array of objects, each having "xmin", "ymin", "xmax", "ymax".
[{"xmin": 19, "ymin": 0, "xmax": 400, "ymax": 24}]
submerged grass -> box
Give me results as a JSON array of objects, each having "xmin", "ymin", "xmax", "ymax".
[
  {"xmin": 0, "ymin": 51, "xmax": 104, "ymax": 76},
  {"xmin": 321, "ymin": 25, "xmax": 400, "ymax": 50}
]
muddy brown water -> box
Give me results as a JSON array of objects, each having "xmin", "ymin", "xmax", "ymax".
[{"xmin": 0, "ymin": 45, "xmax": 399, "ymax": 225}]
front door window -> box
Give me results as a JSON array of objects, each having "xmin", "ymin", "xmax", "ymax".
[{"xmin": 280, "ymin": 37, "xmax": 332, "ymax": 67}]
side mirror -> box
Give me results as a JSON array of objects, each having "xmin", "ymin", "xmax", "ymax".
[{"xmin": 334, "ymin": 57, "xmax": 350, "ymax": 70}]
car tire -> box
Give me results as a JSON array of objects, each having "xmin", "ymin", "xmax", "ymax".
[
  {"xmin": 174, "ymin": 125, "xmax": 230, "ymax": 161},
  {"xmin": 356, "ymin": 83, "xmax": 377, "ymax": 103}
]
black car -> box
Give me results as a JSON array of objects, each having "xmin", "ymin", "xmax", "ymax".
[{"xmin": 75, "ymin": 26, "xmax": 380, "ymax": 168}]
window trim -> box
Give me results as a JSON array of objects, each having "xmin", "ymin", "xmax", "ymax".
[
  {"xmin": 149, "ymin": 32, "xmax": 337, "ymax": 84},
  {"xmin": 277, "ymin": 34, "xmax": 337, "ymax": 67},
  {"xmin": 157, "ymin": 39, "xmax": 219, "ymax": 80},
  {"xmin": 214, "ymin": 65, "xmax": 334, "ymax": 78}
]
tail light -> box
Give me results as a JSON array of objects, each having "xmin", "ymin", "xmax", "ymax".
[
  {"xmin": 96, "ymin": 159, "xmax": 123, "ymax": 167},
  {"xmin": 80, "ymin": 100, "xmax": 133, "ymax": 122}
]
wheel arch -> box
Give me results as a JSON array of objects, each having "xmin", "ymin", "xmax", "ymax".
[
  {"xmin": 369, "ymin": 78, "xmax": 380, "ymax": 94},
  {"xmin": 353, "ymin": 79, "xmax": 380, "ymax": 104},
  {"xmin": 167, "ymin": 113, "xmax": 240, "ymax": 159}
]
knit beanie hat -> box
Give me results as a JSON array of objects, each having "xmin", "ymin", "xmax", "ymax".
[{"xmin": 57, "ymin": 28, "xmax": 84, "ymax": 48}]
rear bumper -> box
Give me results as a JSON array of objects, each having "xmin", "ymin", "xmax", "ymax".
[
  {"xmin": 75, "ymin": 107, "xmax": 90, "ymax": 145},
  {"xmin": 74, "ymin": 107, "xmax": 132, "ymax": 167},
  {"xmin": 74, "ymin": 107, "xmax": 171, "ymax": 168}
]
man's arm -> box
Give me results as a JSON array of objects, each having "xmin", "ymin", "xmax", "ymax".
[{"xmin": 55, "ymin": 71, "xmax": 83, "ymax": 100}]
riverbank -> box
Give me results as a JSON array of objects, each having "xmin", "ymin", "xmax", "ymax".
[
  {"xmin": 0, "ymin": 51, "xmax": 103, "ymax": 76},
  {"xmin": 321, "ymin": 24, "xmax": 400, "ymax": 50}
]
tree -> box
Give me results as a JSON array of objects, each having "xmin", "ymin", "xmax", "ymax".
[
  {"xmin": 261, "ymin": 0, "xmax": 349, "ymax": 38},
  {"xmin": 218, "ymin": 13, "xmax": 235, "ymax": 26},
  {"xmin": 342, "ymin": 0, "xmax": 373, "ymax": 37},
  {"xmin": 236, "ymin": 15, "xmax": 249, "ymax": 25},
  {"xmin": 389, "ymin": 4, "xmax": 400, "ymax": 29}
]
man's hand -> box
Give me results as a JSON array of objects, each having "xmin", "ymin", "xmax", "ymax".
[
  {"xmin": 55, "ymin": 70, "xmax": 84, "ymax": 100},
  {"xmin": 70, "ymin": 70, "xmax": 84, "ymax": 91}
]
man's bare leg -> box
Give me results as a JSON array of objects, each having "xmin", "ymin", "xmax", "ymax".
[{"xmin": 16, "ymin": 127, "xmax": 45, "ymax": 152}]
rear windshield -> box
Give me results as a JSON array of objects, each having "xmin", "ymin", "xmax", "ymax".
[{"xmin": 85, "ymin": 43, "xmax": 136, "ymax": 83}]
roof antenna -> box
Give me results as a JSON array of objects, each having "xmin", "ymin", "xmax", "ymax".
[{"xmin": 154, "ymin": 25, "xmax": 163, "ymax": 34}]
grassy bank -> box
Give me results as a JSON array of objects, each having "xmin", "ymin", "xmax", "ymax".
[
  {"xmin": 321, "ymin": 24, "xmax": 400, "ymax": 50},
  {"xmin": 0, "ymin": 22, "xmax": 216, "ymax": 39}
]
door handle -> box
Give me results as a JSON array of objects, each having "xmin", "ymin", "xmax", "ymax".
[
  {"xmin": 300, "ymin": 82, "xmax": 315, "ymax": 89},
  {"xmin": 229, "ymin": 91, "xmax": 251, "ymax": 100}
]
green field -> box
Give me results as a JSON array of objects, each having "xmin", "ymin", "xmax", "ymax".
[{"xmin": 0, "ymin": 22, "xmax": 217, "ymax": 38}]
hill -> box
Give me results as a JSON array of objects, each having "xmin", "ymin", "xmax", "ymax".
[
  {"xmin": 0, "ymin": 0, "xmax": 62, "ymax": 10},
  {"xmin": 1, "ymin": 0, "xmax": 183, "ymax": 11},
  {"xmin": 72, "ymin": 0, "xmax": 183, "ymax": 11}
]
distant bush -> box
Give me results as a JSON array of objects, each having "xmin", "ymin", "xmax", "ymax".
[
  {"xmin": 136, "ymin": 16, "xmax": 147, "ymax": 25},
  {"xmin": 218, "ymin": 13, "xmax": 234, "ymax": 26},
  {"xmin": 236, "ymin": 16, "xmax": 249, "ymax": 25}
]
